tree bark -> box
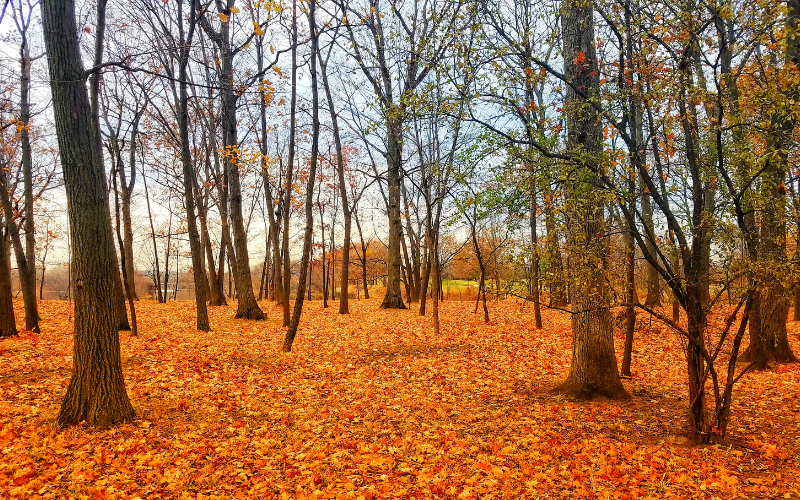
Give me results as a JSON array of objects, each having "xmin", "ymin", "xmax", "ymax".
[
  {"xmin": 0, "ymin": 169, "xmax": 39, "ymax": 333},
  {"xmin": 19, "ymin": 23, "xmax": 38, "ymax": 324},
  {"xmin": 319, "ymin": 49, "xmax": 352, "ymax": 314},
  {"xmin": 42, "ymin": 0, "xmax": 135, "ymax": 427},
  {"xmin": 282, "ymin": 2, "xmax": 298, "ymax": 327},
  {"xmin": 177, "ymin": 0, "xmax": 209, "ymax": 331},
  {"xmin": 0, "ymin": 221, "xmax": 17, "ymax": 338},
  {"xmin": 284, "ymin": 0, "xmax": 319, "ymax": 352},
  {"xmin": 356, "ymin": 215, "xmax": 369, "ymax": 299},
  {"xmin": 199, "ymin": 1, "xmax": 262, "ymax": 320},
  {"xmin": 88, "ymin": 0, "xmax": 129, "ymax": 331},
  {"xmin": 112, "ymin": 164, "xmax": 138, "ymax": 337},
  {"xmin": 118, "ymin": 113, "xmax": 140, "ymax": 301},
  {"xmin": 380, "ymin": 116, "xmax": 407, "ymax": 310},
  {"xmin": 553, "ymin": 0, "xmax": 628, "ymax": 400}
]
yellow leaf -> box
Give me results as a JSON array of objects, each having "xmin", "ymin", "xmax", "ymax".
[
  {"xmin": 218, "ymin": 12, "xmax": 229, "ymax": 22},
  {"xmin": 230, "ymin": 6, "xmax": 239, "ymax": 13}
]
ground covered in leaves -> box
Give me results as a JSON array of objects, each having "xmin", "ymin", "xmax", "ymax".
[{"xmin": 1, "ymin": 298, "xmax": 799, "ymax": 498}]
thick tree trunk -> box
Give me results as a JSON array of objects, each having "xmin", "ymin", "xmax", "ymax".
[
  {"xmin": 380, "ymin": 117, "xmax": 407, "ymax": 310},
  {"xmin": 554, "ymin": 0, "xmax": 628, "ymax": 400},
  {"xmin": 741, "ymin": 0, "xmax": 800, "ymax": 367},
  {"xmin": 42, "ymin": 0, "xmax": 135, "ymax": 427}
]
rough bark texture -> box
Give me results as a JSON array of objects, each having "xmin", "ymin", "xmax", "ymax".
[
  {"xmin": 740, "ymin": 0, "xmax": 800, "ymax": 368},
  {"xmin": 178, "ymin": 0, "xmax": 210, "ymax": 331},
  {"xmin": 87, "ymin": 0, "xmax": 129, "ymax": 331},
  {"xmin": 200, "ymin": 2, "xmax": 262, "ymax": 320},
  {"xmin": 380, "ymin": 117, "xmax": 407, "ymax": 310},
  {"xmin": 553, "ymin": 0, "xmax": 628, "ymax": 400},
  {"xmin": 42, "ymin": 0, "xmax": 135, "ymax": 427},
  {"xmin": 0, "ymin": 223, "xmax": 17, "ymax": 338}
]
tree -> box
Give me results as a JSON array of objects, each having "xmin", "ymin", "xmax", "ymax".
[
  {"xmin": 10, "ymin": 0, "xmax": 41, "ymax": 333},
  {"xmin": 41, "ymin": 0, "xmax": 135, "ymax": 426},
  {"xmin": 284, "ymin": 0, "xmax": 320, "ymax": 352},
  {"xmin": 177, "ymin": 0, "xmax": 210, "ymax": 331},
  {"xmin": 198, "ymin": 0, "xmax": 266, "ymax": 321},
  {"xmin": 338, "ymin": 0, "xmax": 467, "ymax": 309},
  {"xmin": 0, "ymin": 215, "xmax": 16, "ymax": 339},
  {"xmin": 318, "ymin": 20, "xmax": 352, "ymax": 314},
  {"xmin": 552, "ymin": 0, "xmax": 628, "ymax": 400}
]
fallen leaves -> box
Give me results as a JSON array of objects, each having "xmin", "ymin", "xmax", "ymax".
[{"xmin": 0, "ymin": 298, "xmax": 799, "ymax": 498}]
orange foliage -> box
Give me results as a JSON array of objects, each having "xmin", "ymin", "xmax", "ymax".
[{"xmin": 1, "ymin": 300, "xmax": 799, "ymax": 498}]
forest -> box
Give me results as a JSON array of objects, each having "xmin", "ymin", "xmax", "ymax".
[{"xmin": 0, "ymin": 0, "xmax": 799, "ymax": 497}]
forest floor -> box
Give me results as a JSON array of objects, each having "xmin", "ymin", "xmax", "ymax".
[{"xmin": 1, "ymin": 298, "xmax": 799, "ymax": 499}]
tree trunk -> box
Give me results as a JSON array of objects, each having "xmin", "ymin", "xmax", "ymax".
[
  {"xmin": 42, "ymin": 0, "xmax": 135, "ymax": 427},
  {"xmin": 118, "ymin": 115, "xmax": 140, "ymax": 301},
  {"xmin": 0, "ymin": 169, "xmax": 39, "ymax": 333},
  {"xmin": 20, "ymin": 29, "xmax": 38, "ymax": 322},
  {"xmin": 177, "ymin": 0, "xmax": 209, "ymax": 331},
  {"xmin": 621, "ymin": 204, "xmax": 637, "ymax": 377},
  {"xmin": 741, "ymin": 0, "xmax": 800, "ymax": 368},
  {"xmin": 432, "ymin": 232, "xmax": 441, "ymax": 336},
  {"xmin": 284, "ymin": 0, "xmax": 319, "ymax": 351},
  {"xmin": 642, "ymin": 189, "xmax": 660, "ymax": 307},
  {"xmin": 529, "ymin": 166, "xmax": 542, "ymax": 329},
  {"xmin": 542, "ymin": 182, "xmax": 567, "ymax": 306},
  {"xmin": 142, "ymin": 164, "xmax": 162, "ymax": 303},
  {"xmin": 87, "ymin": 0, "xmax": 129, "ymax": 331},
  {"xmin": 0, "ymin": 223, "xmax": 17, "ymax": 338},
  {"xmin": 112, "ymin": 166, "xmax": 138, "ymax": 337},
  {"xmin": 380, "ymin": 116, "xmax": 407, "ymax": 310},
  {"xmin": 199, "ymin": 188, "xmax": 224, "ymax": 306},
  {"xmin": 39, "ymin": 230, "xmax": 50, "ymax": 301},
  {"xmin": 282, "ymin": 2, "xmax": 298, "ymax": 327},
  {"xmin": 553, "ymin": 0, "xmax": 628, "ymax": 400},
  {"xmin": 332, "ymin": 92, "xmax": 352, "ymax": 312},
  {"xmin": 356, "ymin": 215, "xmax": 369, "ymax": 299}
]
